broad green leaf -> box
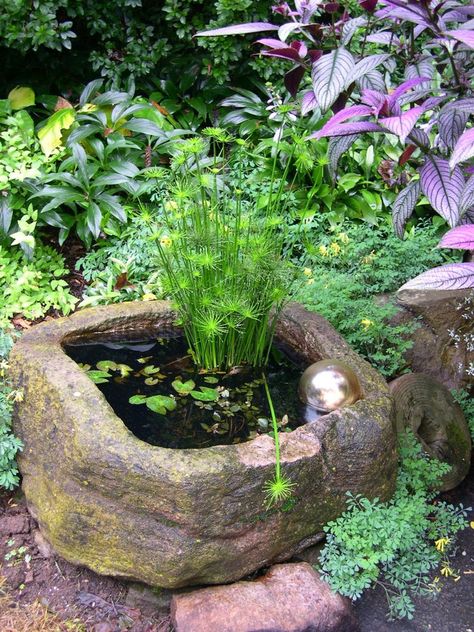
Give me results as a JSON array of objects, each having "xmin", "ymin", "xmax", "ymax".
[
  {"xmin": 87, "ymin": 370, "xmax": 110, "ymax": 384},
  {"xmin": 190, "ymin": 387, "xmax": 219, "ymax": 402},
  {"xmin": 172, "ymin": 379, "xmax": 195, "ymax": 394},
  {"xmin": 129, "ymin": 394, "xmax": 147, "ymax": 405},
  {"xmin": 203, "ymin": 376, "xmax": 219, "ymax": 384},
  {"xmin": 96, "ymin": 360, "xmax": 116, "ymax": 372},
  {"xmin": 146, "ymin": 395, "xmax": 177, "ymax": 414},
  {"xmin": 8, "ymin": 86, "xmax": 35, "ymax": 110},
  {"xmin": 38, "ymin": 108, "xmax": 76, "ymax": 156}
]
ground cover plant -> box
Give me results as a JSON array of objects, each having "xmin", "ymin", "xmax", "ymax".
[{"xmin": 0, "ymin": 331, "xmax": 23, "ymax": 491}]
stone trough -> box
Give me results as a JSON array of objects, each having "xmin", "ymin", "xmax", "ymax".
[{"xmin": 10, "ymin": 301, "xmax": 397, "ymax": 589}]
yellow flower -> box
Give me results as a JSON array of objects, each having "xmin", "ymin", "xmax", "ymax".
[
  {"xmin": 318, "ymin": 245, "xmax": 328, "ymax": 257},
  {"xmin": 160, "ymin": 236, "xmax": 172, "ymax": 248},
  {"xmin": 440, "ymin": 564, "xmax": 453, "ymax": 577},
  {"xmin": 330, "ymin": 242, "xmax": 341, "ymax": 256},
  {"xmin": 303, "ymin": 268, "xmax": 313, "ymax": 277},
  {"xmin": 360, "ymin": 318, "xmax": 374, "ymax": 330},
  {"xmin": 13, "ymin": 390, "xmax": 24, "ymax": 403},
  {"xmin": 435, "ymin": 537, "xmax": 450, "ymax": 553}
]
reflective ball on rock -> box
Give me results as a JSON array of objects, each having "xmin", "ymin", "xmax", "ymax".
[{"xmin": 298, "ymin": 359, "xmax": 361, "ymax": 413}]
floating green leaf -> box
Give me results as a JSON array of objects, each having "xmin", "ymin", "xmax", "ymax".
[
  {"xmin": 190, "ymin": 387, "xmax": 219, "ymax": 402},
  {"xmin": 145, "ymin": 377, "xmax": 159, "ymax": 386},
  {"xmin": 172, "ymin": 379, "xmax": 196, "ymax": 394},
  {"xmin": 129, "ymin": 394, "xmax": 147, "ymax": 405},
  {"xmin": 141, "ymin": 364, "xmax": 161, "ymax": 375},
  {"xmin": 203, "ymin": 376, "xmax": 219, "ymax": 384},
  {"xmin": 87, "ymin": 370, "xmax": 110, "ymax": 384},
  {"xmin": 146, "ymin": 395, "xmax": 177, "ymax": 414},
  {"xmin": 97, "ymin": 360, "xmax": 117, "ymax": 372}
]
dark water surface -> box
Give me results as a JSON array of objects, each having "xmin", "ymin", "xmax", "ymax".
[{"xmin": 64, "ymin": 335, "xmax": 309, "ymax": 449}]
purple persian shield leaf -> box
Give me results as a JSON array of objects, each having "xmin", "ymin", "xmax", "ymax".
[
  {"xmin": 328, "ymin": 134, "xmax": 358, "ymax": 179},
  {"xmin": 387, "ymin": 77, "xmax": 430, "ymax": 109},
  {"xmin": 413, "ymin": 24, "xmax": 427, "ymax": 38},
  {"xmin": 285, "ymin": 66, "xmax": 306, "ymax": 97},
  {"xmin": 341, "ymin": 17, "xmax": 367, "ymax": 45},
  {"xmin": 447, "ymin": 30, "xmax": 474, "ymax": 48},
  {"xmin": 408, "ymin": 127, "xmax": 431, "ymax": 149},
  {"xmin": 444, "ymin": 98, "xmax": 474, "ymax": 114},
  {"xmin": 420, "ymin": 157, "xmax": 465, "ymax": 226},
  {"xmin": 366, "ymin": 31, "xmax": 401, "ymax": 46},
  {"xmin": 279, "ymin": 22, "xmax": 307, "ymax": 42},
  {"xmin": 315, "ymin": 105, "xmax": 372, "ymax": 136},
  {"xmin": 350, "ymin": 54, "xmax": 390, "ymax": 84},
  {"xmin": 439, "ymin": 225, "xmax": 474, "ymax": 250},
  {"xmin": 357, "ymin": 70, "xmax": 386, "ymax": 92},
  {"xmin": 392, "ymin": 180, "xmax": 421, "ymax": 238},
  {"xmin": 459, "ymin": 207, "xmax": 474, "ymax": 225},
  {"xmin": 195, "ymin": 23, "xmax": 279, "ymax": 37},
  {"xmin": 255, "ymin": 38, "xmax": 286, "ymax": 48},
  {"xmin": 295, "ymin": 0, "xmax": 320, "ymax": 21},
  {"xmin": 309, "ymin": 121, "xmax": 384, "ymax": 139},
  {"xmin": 376, "ymin": 1, "xmax": 431, "ymax": 27},
  {"xmin": 290, "ymin": 40, "xmax": 308, "ymax": 57},
  {"xmin": 301, "ymin": 90, "xmax": 318, "ymax": 116},
  {"xmin": 400, "ymin": 263, "xmax": 474, "ymax": 290},
  {"xmin": 311, "ymin": 48, "xmax": 355, "ymax": 112},
  {"xmin": 380, "ymin": 106, "xmax": 425, "ymax": 142},
  {"xmin": 460, "ymin": 175, "xmax": 474, "ymax": 216},
  {"xmin": 450, "ymin": 128, "xmax": 474, "ymax": 169},
  {"xmin": 261, "ymin": 47, "xmax": 301, "ymax": 61},
  {"xmin": 404, "ymin": 57, "xmax": 433, "ymax": 91},
  {"xmin": 361, "ymin": 89, "xmax": 387, "ymax": 114},
  {"xmin": 438, "ymin": 107, "xmax": 469, "ymax": 151}
]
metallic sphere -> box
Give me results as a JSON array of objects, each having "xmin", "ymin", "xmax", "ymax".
[{"xmin": 298, "ymin": 359, "xmax": 362, "ymax": 413}]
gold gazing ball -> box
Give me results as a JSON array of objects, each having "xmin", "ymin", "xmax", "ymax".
[{"xmin": 298, "ymin": 359, "xmax": 362, "ymax": 413}]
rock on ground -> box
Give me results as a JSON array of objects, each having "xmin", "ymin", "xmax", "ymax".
[{"xmin": 171, "ymin": 562, "xmax": 359, "ymax": 632}]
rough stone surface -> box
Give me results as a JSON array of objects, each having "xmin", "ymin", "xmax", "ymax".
[
  {"xmin": 0, "ymin": 514, "xmax": 30, "ymax": 535},
  {"xmin": 10, "ymin": 300, "xmax": 397, "ymax": 588},
  {"xmin": 395, "ymin": 288, "xmax": 473, "ymax": 390},
  {"xmin": 125, "ymin": 583, "xmax": 174, "ymax": 617},
  {"xmin": 389, "ymin": 373, "xmax": 471, "ymax": 490},
  {"xmin": 171, "ymin": 562, "xmax": 359, "ymax": 632}
]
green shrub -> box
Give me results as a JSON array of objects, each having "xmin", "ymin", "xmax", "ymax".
[
  {"xmin": 0, "ymin": 331, "xmax": 23, "ymax": 490},
  {"xmin": 319, "ymin": 431, "xmax": 470, "ymax": 621},
  {"xmin": 0, "ymin": 243, "xmax": 77, "ymax": 327}
]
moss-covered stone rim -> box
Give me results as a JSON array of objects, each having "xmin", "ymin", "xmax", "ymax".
[{"xmin": 12, "ymin": 300, "xmax": 392, "ymax": 467}]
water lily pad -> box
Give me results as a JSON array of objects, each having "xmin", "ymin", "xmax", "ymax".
[
  {"xmin": 145, "ymin": 377, "xmax": 159, "ymax": 386},
  {"xmin": 97, "ymin": 360, "xmax": 117, "ymax": 372},
  {"xmin": 117, "ymin": 363, "xmax": 133, "ymax": 376},
  {"xmin": 203, "ymin": 376, "xmax": 219, "ymax": 384},
  {"xmin": 146, "ymin": 395, "xmax": 177, "ymax": 415},
  {"xmin": 190, "ymin": 387, "xmax": 219, "ymax": 402},
  {"xmin": 141, "ymin": 365, "xmax": 161, "ymax": 376},
  {"xmin": 137, "ymin": 356, "xmax": 152, "ymax": 364},
  {"xmin": 172, "ymin": 379, "xmax": 195, "ymax": 395},
  {"xmin": 87, "ymin": 370, "xmax": 111, "ymax": 384},
  {"xmin": 129, "ymin": 394, "xmax": 147, "ymax": 405}
]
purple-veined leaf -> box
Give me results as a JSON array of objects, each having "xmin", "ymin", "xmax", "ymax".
[
  {"xmin": 420, "ymin": 156, "xmax": 465, "ymax": 226},
  {"xmin": 450, "ymin": 128, "xmax": 474, "ymax": 169},
  {"xmin": 341, "ymin": 17, "xmax": 367, "ymax": 45},
  {"xmin": 310, "ymin": 121, "xmax": 384, "ymax": 139},
  {"xmin": 387, "ymin": 77, "xmax": 431, "ymax": 109},
  {"xmin": 438, "ymin": 107, "xmax": 469, "ymax": 151},
  {"xmin": 367, "ymin": 31, "xmax": 401, "ymax": 46},
  {"xmin": 414, "ymin": 24, "xmax": 427, "ymax": 38},
  {"xmin": 361, "ymin": 89, "xmax": 387, "ymax": 114},
  {"xmin": 308, "ymin": 49, "xmax": 323, "ymax": 63},
  {"xmin": 444, "ymin": 98, "xmax": 474, "ymax": 114},
  {"xmin": 295, "ymin": 0, "xmax": 320, "ymax": 21},
  {"xmin": 404, "ymin": 57, "xmax": 433, "ymax": 93},
  {"xmin": 392, "ymin": 180, "xmax": 421, "ymax": 238},
  {"xmin": 447, "ymin": 29, "xmax": 474, "ymax": 48},
  {"xmin": 285, "ymin": 66, "xmax": 306, "ymax": 97},
  {"xmin": 357, "ymin": 70, "xmax": 386, "ymax": 92},
  {"xmin": 327, "ymin": 134, "xmax": 358, "ymax": 179},
  {"xmin": 279, "ymin": 22, "xmax": 307, "ymax": 42},
  {"xmin": 350, "ymin": 54, "xmax": 390, "ymax": 85},
  {"xmin": 400, "ymin": 263, "xmax": 474, "ymax": 290},
  {"xmin": 290, "ymin": 40, "xmax": 307, "ymax": 57},
  {"xmin": 261, "ymin": 47, "xmax": 301, "ymax": 61},
  {"xmin": 255, "ymin": 38, "xmax": 285, "ymax": 48},
  {"xmin": 376, "ymin": 1, "xmax": 431, "ymax": 27},
  {"xmin": 439, "ymin": 225, "xmax": 474, "ymax": 250},
  {"xmin": 301, "ymin": 90, "xmax": 318, "ymax": 116},
  {"xmin": 314, "ymin": 105, "xmax": 372, "ymax": 137},
  {"xmin": 311, "ymin": 48, "xmax": 355, "ymax": 112},
  {"xmin": 460, "ymin": 175, "xmax": 474, "ymax": 216},
  {"xmin": 459, "ymin": 207, "xmax": 474, "ymax": 225},
  {"xmin": 195, "ymin": 22, "xmax": 279, "ymax": 37},
  {"xmin": 408, "ymin": 127, "xmax": 431, "ymax": 149},
  {"xmin": 380, "ymin": 106, "xmax": 425, "ymax": 143}
]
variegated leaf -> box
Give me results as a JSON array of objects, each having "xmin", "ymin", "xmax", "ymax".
[
  {"xmin": 438, "ymin": 107, "xmax": 469, "ymax": 150},
  {"xmin": 311, "ymin": 48, "xmax": 355, "ymax": 112},
  {"xmin": 328, "ymin": 134, "xmax": 358, "ymax": 179},
  {"xmin": 439, "ymin": 225, "xmax": 474, "ymax": 250},
  {"xmin": 460, "ymin": 175, "xmax": 474, "ymax": 216},
  {"xmin": 450, "ymin": 128, "xmax": 474, "ymax": 169},
  {"xmin": 420, "ymin": 157, "xmax": 465, "ymax": 226},
  {"xmin": 357, "ymin": 70, "xmax": 386, "ymax": 93},
  {"xmin": 400, "ymin": 263, "xmax": 474, "ymax": 290},
  {"xmin": 350, "ymin": 54, "xmax": 390, "ymax": 85},
  {"xmin": 392, "ymin": 180, "xmax": 421, "ymax": 238}
]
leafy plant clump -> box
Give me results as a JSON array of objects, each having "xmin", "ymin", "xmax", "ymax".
[
  {"xmin": 319, "ymin": 431, "xmax": 471, "ymax": 621},
  {"xmin": 0, "ymin": 243, "xmax": 77, "ymax": 327},
  {"xmin": 0, "ymin": 332, "xmax": 23, "ymax": 490},
  {"xmin": 157, "ymin": 132, "xmax": 298, "ymax": 370}
]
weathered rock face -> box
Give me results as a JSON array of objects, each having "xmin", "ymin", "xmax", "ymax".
[
  {"xmin": 395, "ymin": 288, "xmax": 474, "ymax": 390},
  {"xmin": 10, "ymin": 301, "xmax": 396, "ymax": 589},
  {"xmin": 171, "ymin": 562, "xmax": 360, "ymax": 632}
]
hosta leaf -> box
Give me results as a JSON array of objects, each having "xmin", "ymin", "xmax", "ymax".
[
  {"xmin": 438, "ymin": 107, "xmax": 469, "ymax": 151},
  {"xmin": 196, "ymin": 22, "xmax": 279, "ymax": 37},
  {"xmin": 37, "ymin": 108, "xmax": 76, "ymax": 156},
  {"xmin": 449, "ymin": 128, "xmax": 474, "ymax": 169},
  {"xmin": 8, "ymin": 86, "xmax": 35, "ymax": 110},
  {"xmin": 172, "ymin": 379, "xmax": 196, "ymax": 394},
  {"xmin": 392, "ymin": 180, "xmax": 421, "ymax": 238},
  {"xmin": 420, "ymin": 157, "xmax": 464, "ymax": 226},
  {"xmin": 438, "ymin": 225, "xmax": 474, "ymax": 250},
  {"xmin": 146, "ymin": 395, "xmax": 176, "ymax": 414},
  {"xmin": 311, "ymin": 48, "xmax": 355, "ymax": 112},
  {"xmin": 400, "ymin": 263, "xmax": 474, "ymax": 290}
]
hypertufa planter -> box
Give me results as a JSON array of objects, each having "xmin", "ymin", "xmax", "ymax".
[{"xmin": 10, "ymin": 301, "xmax": 397, "ymax": 589}]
